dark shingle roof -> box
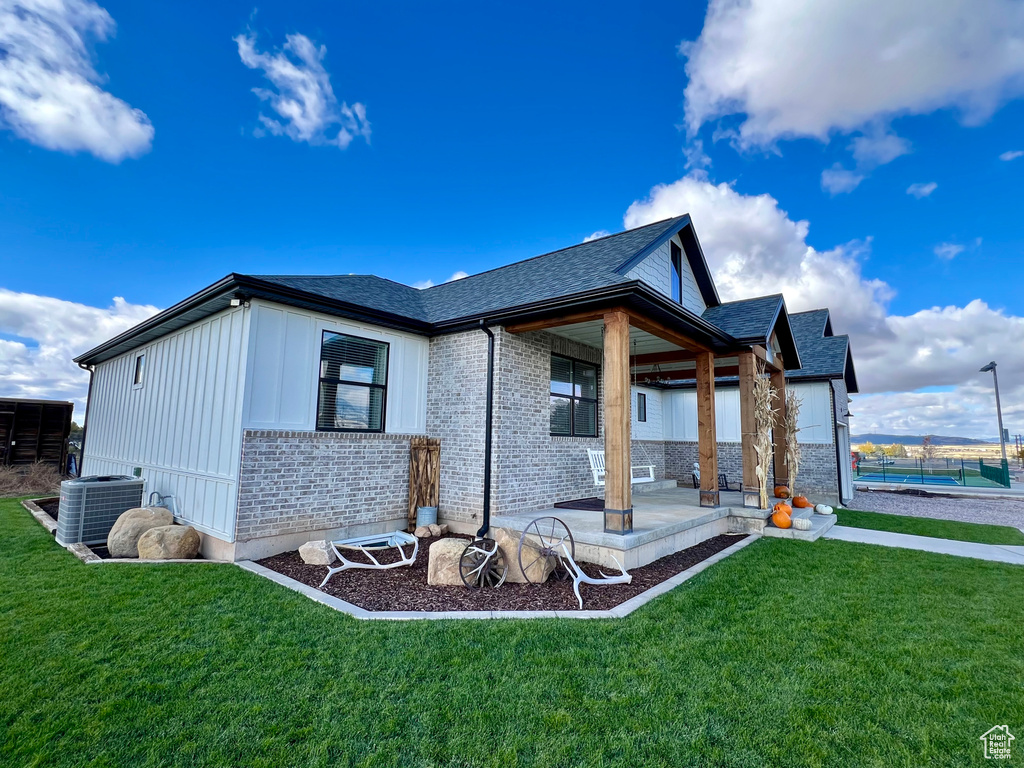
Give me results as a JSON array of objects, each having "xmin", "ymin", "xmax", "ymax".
[
  {"xmin": 786, "ymin": 310, "xmax": 857, "ymax": 391},
  {"xmin": 251, "ymin": 217, "xmax": 691, "ymax": 326},
  {"xmin": 252, "ymin": 274, "xmax": 430, "ymax": 322},
  {"xmin": 700, "ymin": 295, "xmax": 783, "ymax": 342},
  {"xmin": 788, "ymin": 309, "xmax": 831, "ymax": 340}
]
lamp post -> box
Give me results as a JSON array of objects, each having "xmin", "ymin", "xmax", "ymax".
[{"xmin": 979, "ymin": 361, "xmax": 1008, "ymax": 464}]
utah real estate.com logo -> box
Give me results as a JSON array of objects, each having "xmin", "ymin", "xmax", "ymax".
[{"xmin": 980, "ymin": 725, "xmax": 1015, "ymax": 760}]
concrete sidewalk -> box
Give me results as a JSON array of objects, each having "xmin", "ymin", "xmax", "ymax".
[{"xmin": 825, "ymin": 526, "xmax": 1024, "ymax": 566}]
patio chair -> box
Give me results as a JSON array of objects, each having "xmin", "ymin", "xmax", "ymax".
[{"xmin": 587, "ymin": 449, "xmax": 655, "ymax": 486}]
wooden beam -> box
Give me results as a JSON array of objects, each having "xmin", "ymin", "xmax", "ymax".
[
  {"xmin": 624, "ymin": 310, "xmax": 712, "ymax": 354},
  {"xmin": 504, "ymin": 308, "xmax": 614, "ymax": 335},
  {"xmin": 634, "ymin": 365, "xmax": 739, "ymax": 385},
  {"xmin": 737, "ymin": 351, "xmax": 761, "ymax": 508},
  {"xmin": 630, "ymin": 350, "xmax": 700, "ymax": 366},
  {"xmin": 695, "ymin": 351, "xmax": 719, "ymax": 507},
  {"xmin": 771, "ymin": 362, "xmax": 788, "ymax": 489},
  {"xmin": 751, "ymin": 345, "xmax": 782, "ymax": 372},
  {"xmin": 603, "ymin": 310, "xmax": 632, "ymax": 533}
]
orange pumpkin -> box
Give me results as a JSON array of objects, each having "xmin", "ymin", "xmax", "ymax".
[
  {"xmin": 773, "ymin": 501, "xmax": 792, "ymax": 515},
  {"xmin": 774, "ymin": 485, "xmax": 791, "ymax": 499},
  {"xmin": 771, "ymin": 508, "xmax": 793, "ymax": 529},
  {"xmin": 792, "ymin": 496, "xmax": 812, "ymax": 509}
]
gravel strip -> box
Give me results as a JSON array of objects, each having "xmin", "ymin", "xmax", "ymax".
[
  {"xmin": 255, "ymin": 533, "xmax": 743, "ymax": 612},
  {"xmin": 850, "ymin": 490, "xmax": 1024, "ymax": 530}
]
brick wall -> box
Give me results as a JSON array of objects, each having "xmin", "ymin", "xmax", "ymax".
[
  {"xmin": 235, "ymin": 430, "xmax": 413, "ymax": 541},
  {"xmin": 425, "ymin": 331, "xmax": 488, "ymax": 525},
  {"xmin": 664, "ymin": 441, "xmax": 758, "ymax": 489}
]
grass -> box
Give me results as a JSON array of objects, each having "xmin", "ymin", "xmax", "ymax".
[
  {"xmin": 835, "ymin": 507, "xmax": 1024, "ymax": 546},
  {"xmin": 2, "ymin": 496, "xmax": 1023, "ymax": 767}
]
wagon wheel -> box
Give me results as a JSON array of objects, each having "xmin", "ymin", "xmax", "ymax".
[
  {"xmin": 459, "ymin": 538, "xmax": 508, "ymax": 589},
  {"xmin": 518, "ymin": 516, "xmax": 575, "ymax": 584}
]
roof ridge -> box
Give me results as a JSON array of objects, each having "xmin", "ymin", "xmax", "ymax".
[{"xmin": 420, "ymin": 216, "xmax": 683, "ymax": 292}]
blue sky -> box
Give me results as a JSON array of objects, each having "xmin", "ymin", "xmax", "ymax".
[{"xmin": 2, "ymin": 0, "xmax": 1023, "ymax": 438}]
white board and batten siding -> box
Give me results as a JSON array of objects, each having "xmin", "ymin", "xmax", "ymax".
[
  {"xmin": 242, "ymin": 300, "xmax": 429, "ymax": 433},
  {"xmin": 663, "ymin": 382, "xmax": 834, "ymax": 444},
  {"xmin": 85, "ymin": 306, "xmax": 250, "ymax": 538},
  {"xmin": 625, "ymin": 234, "xmax": 706, "ymax": 315}
]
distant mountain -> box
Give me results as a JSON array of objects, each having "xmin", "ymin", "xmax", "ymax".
[{"xmin": 851, "ymin": 434, "xmax": 994, "ymax": 446}]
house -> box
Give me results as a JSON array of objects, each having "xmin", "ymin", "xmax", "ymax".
[{"xmin": 75, "ymin": 215, "xmax": 856, "ymax": 561}]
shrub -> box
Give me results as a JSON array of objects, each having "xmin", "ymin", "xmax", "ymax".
[{"xmin": 0, "ymin": 463, "xmax": 63, "ymax": 498}]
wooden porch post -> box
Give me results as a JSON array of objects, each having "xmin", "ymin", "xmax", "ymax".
[
  {"xmin": 603, "ymin": 310, "xmax": 632, "ymax": 533},
  {"xmin": 738, "ymin": 351, "xmax": 761, "ymax": 508},
  {"xmin": 771, "ymin": 361, "xmax": 788, "ymax": 489},
  {"xmin": 696, "ymin": 351, "xmax": 719, "ymax": 507}
]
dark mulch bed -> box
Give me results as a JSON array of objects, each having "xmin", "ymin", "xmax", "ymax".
[
  {"xmin": 256, "ymin": 533, "xmax": 744, "ymax": 612},
  {"xmin": 38, "ymin": 498, "xmax": 59, "ymax": 520}
]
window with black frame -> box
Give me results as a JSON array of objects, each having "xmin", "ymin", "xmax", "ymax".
[
  {"xmin": 550, "ymin": 354, "xmax": 598, "ymax": 437},
  {"xmin": 317, "ymin": 331, "xmax": 389, "ymax": 432},
  {"xmin": 637, "ymin": 391, "xmax": 647, "ymax": 422}
]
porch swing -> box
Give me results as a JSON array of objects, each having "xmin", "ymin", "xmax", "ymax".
[{"xmin": 587, "ymin": 339, "xmax": 656, "ymax": 487}]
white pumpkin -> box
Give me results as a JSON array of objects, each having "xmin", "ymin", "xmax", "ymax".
[
  {"xmin": 814, "ymin": 504, "xmax": 834, "ymax": 515},
  {"xmin": 792, "ymin": 517, "xmax": 813, "ymax": 531}
]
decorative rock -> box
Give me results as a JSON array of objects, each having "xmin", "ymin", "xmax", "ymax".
[
  {"xmin": 299, "ymin": 540, "xmax": 336, "ymax": 565},
  {"xmin": 137, "ymin": 525, "xmax": 201, "ymax": 560},
  {"xmin": 428, "ymin": 523, "xmax": 442, "ymax": 537},
  {"xmin": 792, "ymin": 517, "xmax": 813, "ymax": 531},
  {"xmin": 108, "ymin": 507, "xmax": 173, "ymax": 558},
  {"xmin": 438, "ymin": 524, "xmax": 449, "ymax": 535},
  {"xmin": 414, "ymin": 526, "xmax": 432, "ymax": 538},
  {"xmin": 427, "ymin": 538, "xmax": 469, "ymax": 586},
  {"xmin": 493, "ymin": 527, "xmax": 554, "ymax": 584}
]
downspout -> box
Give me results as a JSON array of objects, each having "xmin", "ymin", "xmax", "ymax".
[
  {"xmin": 830, "ymin": 385, "xmax": 843, "ymax": 504},
  {"xmin": 77, "ymin": 362, "xmax": 95, "ymax": 477},
  {"xmin": 478, "ymin": 321, "xmax": 495, "ymax": 538}
]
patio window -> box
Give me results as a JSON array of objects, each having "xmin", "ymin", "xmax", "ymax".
[
  {"xmin": 670, "ymin": 242, "xmax": 683, "ymax": 303},
  {"xmin": 316, "ymin": 331, "xmax": 389, "ymax": 432},
  {"xmin": 637, "ymin": 392, "xmax": 647, "ymax": 422},
  {"xmin": 550, "ymin": 354, "xmax": 598, "ymax": 437}
]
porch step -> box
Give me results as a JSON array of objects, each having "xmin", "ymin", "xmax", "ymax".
[
  {"xmin": 632, "ymin": 479, "xmax": 679, "ymax": 495},
  {"xmin": 762, "ymin": 513, "xmax": 837, "ymax": 542}
]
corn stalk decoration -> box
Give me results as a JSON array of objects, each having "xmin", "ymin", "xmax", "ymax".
[
  {"xmin": 784, "ymin": 389, "xmax": 802, "ymax": 497},
  {"xmin": 752, "ymin": 361, "xmax": 778, "ymax": 509}
]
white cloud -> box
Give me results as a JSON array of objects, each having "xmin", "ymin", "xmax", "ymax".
[
  {"xmin": 583, "ymin": 230, "xmax": 611, "ymax": 243},
  {"xmin": 682, "ymin": 0, "xmax": 1024, "ymax": 184},
  {"xmin": 934, "ymin": 242, "xmax": 965, "ymax": 260},
  {"xmin": 235, "ymin": 30, "xmax": 369, "ymax": 149},
  {"xmin": 820, "ymin": 164, "xmax": 864, "ymax": 195},
  {"xmin": 413, "ymin": 270, "xmax": 469, "ymax": 290},
  {"xmin": 0, "ymin": 0, "xmax": 154, "ymax": 162},
  {"xmin": 624, "ymin": 174, "xmax": 1024, "ymax": 438},
  {"xmin": 0, "ymin": 289, "xmax": 159, "ymax": 422},
  {"xmin": 1000, "ymin": 149, "xmax": 1024, "ymax": 161},
  {"xmin": 907, "ymin": 182, "xmax": 938, "ymax": 198}
]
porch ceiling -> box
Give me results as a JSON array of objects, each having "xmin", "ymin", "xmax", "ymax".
[{"xmin": 547, "ymin": 320, "xmax": 683, "ymax": 355}]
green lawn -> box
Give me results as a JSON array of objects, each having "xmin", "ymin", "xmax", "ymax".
[
  {"xmin": 835, "ymin": 507, "xmax": 1024, "ymax": 546},
  {"xmin": 2, "ymin": 497, "xmax": 1023, "ymax": 767}
]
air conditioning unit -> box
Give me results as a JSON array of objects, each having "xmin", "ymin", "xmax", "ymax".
[{"xmin": 56, "ymin": 475, "xmax": 145, "ymax": 546}]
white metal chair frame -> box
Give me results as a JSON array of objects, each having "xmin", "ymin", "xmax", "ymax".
[
  {"xmin": 587, "ymin": 449, "xmax": 655, "ymax": 486},
  {"xmin": 319, "ymin": 531, "xmax": 419, "ymax": 588}
]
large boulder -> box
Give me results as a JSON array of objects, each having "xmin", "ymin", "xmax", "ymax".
[
  {"xmin": 427, "ymin": 538, "xmax": 470, "ymax": 586},
  {"xmin": 299, "ymin": 540, "xmax": 336, "ymax": 565},
  {"xmin": 137, "ymin": 525, "xmax": 201, "ymax": 560},
  {"xmin": 107, "ymin": 507, "xmax": 173, "ymax": 558},
  {"xmin": 494, "ymin": 528, "xmax": 554, "ymax": 584}
]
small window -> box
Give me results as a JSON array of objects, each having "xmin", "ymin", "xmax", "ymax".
[
  {"xmin": 133, "ymin": 354, "xmax": 146, "ymax": 387},
  {"xmin": 550, "ymin": 354, "xmax": 598, "ymax": 437},
  {"xmin": 637, "ymin": 392, "xmax": 647, "ymax": 423},
  {"xmin": 670, "ymin": 242, "xmax": 683, "ymax": 303},
  {"xmin": 316, "ymin": 331, "xmax": 389, "ymax": 432}
]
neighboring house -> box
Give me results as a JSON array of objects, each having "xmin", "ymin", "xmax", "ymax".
[{"xmin": 75, "ymin": 216, "xmax": 855, "ymax": 560}]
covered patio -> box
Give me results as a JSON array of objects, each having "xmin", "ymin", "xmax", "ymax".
[{"xmin": 504, "ymin": 299, "xmax": 799, "ymax": 537}]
